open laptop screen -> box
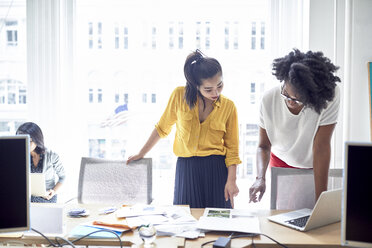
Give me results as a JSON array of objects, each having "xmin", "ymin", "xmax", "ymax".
[
  {"xmin": 0, "ymin": 136, "xmax": 30, "ymax": 233},
  {"xmin": 342, "ymin": 142, "xmax": 372, "ymax": 247}
]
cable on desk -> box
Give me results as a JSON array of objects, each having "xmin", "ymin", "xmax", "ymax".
[
  {"xmin": 69, "ymin": 229, "xmax": 123, "ymax": 248},
  {"xmin": 249, "ymin": 233, "xmax": 288, "ymax": 248},
  {"xmin": 200, "ymin": 232, "xmax": 288, "ymax": 248},
  {"xmin": 54, "ymin": 236, "xmax": 76, "ymax": 247},
  {"xmin": 31, "ymin": 228, "xmax": 123, "ymax": 248},
  {"xmin": 200, "ymin": 239, "xmax": 215, "ymax": 247},
  {"xmin": 31, "ymin": 228, "xmax": 59, "ymax": 247}
]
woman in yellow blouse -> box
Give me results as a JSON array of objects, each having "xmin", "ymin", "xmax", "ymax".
[{"xmin": 127, "ymin": 50, "xmax": 241, "ymax": 208}]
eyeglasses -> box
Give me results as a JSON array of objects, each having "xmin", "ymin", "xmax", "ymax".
[{"xmin": 280, "ymin": 85, "xmax": 303, "ymax": 105}]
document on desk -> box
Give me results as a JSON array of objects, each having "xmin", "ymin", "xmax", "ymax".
[
  {"xmin": 68, "ymin": 211, "xmax": 132, "ymax": 239},
  {"xmin": 116, "ymin": 205, "xmax": 202, "ymax": 239},
  {"xmin": 197, "ymin": 208, "xmax": 260, "ymax": 234},
  {"xmin": 115, "ymin": 205, "xmax": 166, "ymax": 218},
  {"xmin": 152, "ymin": 206, "xmax": 201, "ymax": 239}
]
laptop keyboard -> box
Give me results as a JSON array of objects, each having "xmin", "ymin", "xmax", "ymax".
[{"xmin": 285, "ymin": 215, "xmax": 310, "ymax": 228}]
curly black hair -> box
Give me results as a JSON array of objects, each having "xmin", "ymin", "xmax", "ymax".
[{"xmin": 272, "ymin": 49, "xmax": 341, "ymax": 114}]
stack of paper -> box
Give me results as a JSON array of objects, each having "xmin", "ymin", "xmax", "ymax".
[
  {"xmin": 116, "ymin": 205, "xmax": 201, "ymax": 239},
  {"xmin": 69, "ymin": 211, "xmax": 132, "ymax": 239}
]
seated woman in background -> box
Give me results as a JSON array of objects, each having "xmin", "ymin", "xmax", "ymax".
[{"xmin": 16, "ymin": 122, "xmax": 66, "ymax": 203}]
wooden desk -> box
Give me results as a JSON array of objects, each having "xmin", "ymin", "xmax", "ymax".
[
  {"xmin": 188, "ymin": 209, "xmax": 342, "ymax": 248},
  {"xmin": 0, "ymin": 205, "xmax": 342, "ymax": 248}
]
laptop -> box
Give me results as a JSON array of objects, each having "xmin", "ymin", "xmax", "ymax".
[
  {"xmin": 267, "ymin": 188, "xmax": 342, "ymax": 231},
  {"xmin": 30, "ymin": 173, "xmax": 47, "ymax": 197}
]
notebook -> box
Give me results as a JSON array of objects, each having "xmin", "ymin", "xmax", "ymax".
[
  {"xmin": 267, "ymin": 188, "xmax": 342, "ymax": 231},
  {"xmin": 30, "ymin": 173, "xmax": 47, "ymax": 197},
  {"xmin": 23, "ymin": 204, "xmax": 66, "ymax": 237}
]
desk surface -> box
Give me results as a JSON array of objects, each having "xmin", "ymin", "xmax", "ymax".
[
  {"xmin": 0, "ymin": 204, "xmax": 342, "ymax": 248},
  {"xmin": 188, "ymin": 209, "xmax": 341, "ymax": 248}
]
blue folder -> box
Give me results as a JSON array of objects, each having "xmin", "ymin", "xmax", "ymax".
[{"xmin": 69, "ymin": 225, "xmax": 123, "ymax": 239}]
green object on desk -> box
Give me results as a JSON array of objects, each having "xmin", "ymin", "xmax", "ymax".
[{"xmin": 69, "ymin": 225, "xmax": 122, "ymax": 239}]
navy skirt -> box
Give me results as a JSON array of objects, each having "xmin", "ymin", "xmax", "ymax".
[{"xmin": 173, "ymin": 155, "xmax": 232, "ymax": 208}]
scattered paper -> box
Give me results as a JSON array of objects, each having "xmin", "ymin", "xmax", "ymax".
[
  {"xmin": 197, "ymin": 208, "xmax": 261, "ymax": 234},
  {"xmin": 116, "ymin": 205, "xmax": 165, "ymax": 218}
]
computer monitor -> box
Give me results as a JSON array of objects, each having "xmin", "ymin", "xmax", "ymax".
[
  {"xmin": 0, "ymin": 135, "xmax": 30, "ymax": 233},
  {"xmin": 342, "ymin": 142, "xmax": 372, "ymax": 247}
]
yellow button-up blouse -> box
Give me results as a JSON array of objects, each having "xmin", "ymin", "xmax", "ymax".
[{"xmin": 155, "ymin": 86, "xmax": 241, "ymax": 167}]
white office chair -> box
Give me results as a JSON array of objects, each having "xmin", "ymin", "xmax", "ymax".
[
  {"xmin": 78, "ymin": 157, "xmax": 152, "ymax": 205},
  {"xmin": 270, "ymin": 167, "xmax": 343, "ymax": 210}
]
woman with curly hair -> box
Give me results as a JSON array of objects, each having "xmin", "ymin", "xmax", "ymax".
[{"xmin": 249, "ymin": 49, "xmax": 341, "ymax": 203}]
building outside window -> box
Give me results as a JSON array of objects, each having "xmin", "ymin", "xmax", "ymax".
[
  {"xmin": 74, "ymin": 0, "xmax": 273, "ymax": 208},
  {"xmin": 152, "ymin": 26, "xmax": 157, "ymax": 49},
  {"xmin": 251, "ymin": 21, "xmax": 256, "ymax": 50},
  {"xmin": 1, "ymin": 0, "xmax": 324, "ymax": 209},
  {"xmin": 89, "ymin": 88, "xmax": 93, "ymax": 103},
  {"xmin": 0, "ymin": 79, "xmax": 27, "ymax": 105},
  {"xmin": 6, "ymin": 20, "xmax": 18, "ymax": 46},
  {"xmin": 124, "ymin": 93, "xmax": 128, "ymax": 104},
  {"xmin": 88, "ymin": 22, "xmax": 93, "ymax": 48},
  {"xmin": 1, "ymin": 0, "xmax": 277, "ymax": 208},
  {"xmin": 114, "ymin": 25, "xmax": 119, "ymax": 49},
  {"xmin": 168, "ymin": 22, "xmax": 174, "ymax": 49},
  {"xmin": 89, "ymin": 139, "xmax": 106, "ymax": 158},
  {"xmin": 196, "ymin": 21, "xmax": 201, "ymax": 49},
  {"xmin": 142, "ymin": 93, "xmax": 147, "ymax": 103},
  {"xmin": 250, "ymin": 82, "xmax": 256, "ymax": 104},
  {"xmin": 205, "ymin": 21, "xmax": 210, "ymax": 49},
  {"xmin": 233, "ymin": 21, "xmax": 238, "ymax": 49},
  {"xmin": 178, "ymin": 22, "xmax": 183, "ymax": 49},
  {"xmin": 260, "ymin": 22, "xmax": 265, "ymax": 49},
  {"xmin": 97, "ymin": 22, "xmax": 102, "ymax": 49},
  {"xmin": 97, "ymin": 88, "xmax": 103, "ymax": 103},
  {"xmin": 123, "ymin": 26, "xmax": 128, "ymax": 49}
]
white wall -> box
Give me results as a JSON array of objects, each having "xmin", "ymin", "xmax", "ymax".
[
  {"xmin": 308, "ymin": 0, "xmax": 345, "ymax": 166},
  {"xmin": 308, "ymin": 0, "xmax": 372, "ymax": 169},
  {"xmin": 347, "ymin": 0, "xmax": 372, "ymax": 141}
]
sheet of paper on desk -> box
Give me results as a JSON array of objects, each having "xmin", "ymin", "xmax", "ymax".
[
  {"xmin": 119, "ymin": 205, "xmax": 196, "ymax": 227},
  {"xmin": 122, "ymin": 205, "xmax": 201, "ymax": 239},
  {"xmin": 155, "ymin": 222, "xmax": 203, "ymax": 239},
  {"xmin": 163, "ymin": 205, "xmax": 196, "ymax": 223},
  {"xmin": 126, "ymin": 214, "xmax": 169, "ymax": 227},
  {"xmin": 197, "ymin": 208, "xmax": 260, "ymax": 234},
  {"xmin": 154, "ymin": 206, "xmax": 201, "ymax": 239},
  {"xmin": 116, "ymin": 205, "xmax": 166, "ymax": 218}
]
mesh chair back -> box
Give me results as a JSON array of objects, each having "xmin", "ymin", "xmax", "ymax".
[
  {"xmin": 270, "ymin": 167, "xmax": 342, "ymax": 210},
  {"xmin": 78, "ymin": 157, "xmax": 152, "ymax": 205}
]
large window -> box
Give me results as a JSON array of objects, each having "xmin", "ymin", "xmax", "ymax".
[
  {"xmin": 75, "ymin": 0, "xmax": 272, "ymax": 208},
  {"xmin": 0, "ymin": 1, "xmax": 27, "ymax": 135},
  {"xmin": 1, "ymin": 0, "xmax": 325, "ymax": 209}
]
